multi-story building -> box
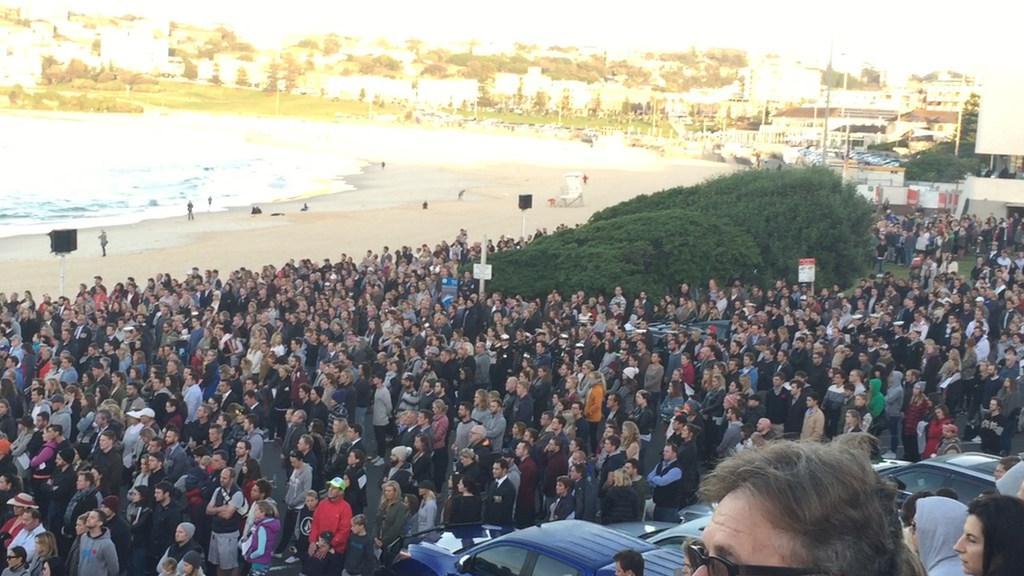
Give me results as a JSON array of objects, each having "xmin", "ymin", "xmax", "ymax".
[
  {"xmin": 416, "ymin": 78, "xmax": 479, "ymax": 108},
  {"xmin": 0, "ymin": 26, "xmax": 41, "ymax": 86},
  {"xmin": 741, "ymin": 55, "xmax": 821, "ymax": 106},
  {"xmin": 100, "ymin": 19, "xmax": 169, "ymax": 74}
]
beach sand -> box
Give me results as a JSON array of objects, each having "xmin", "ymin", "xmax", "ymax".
[{"xmin": 0, "ymin": 116, "xmax": 733, "ymax": 296}]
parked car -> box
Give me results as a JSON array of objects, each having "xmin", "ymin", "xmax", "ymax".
[
  {"xmin": 883, "ymin": 452, "xmax": 999, "ymax": 504},
  {"xmin": 390, "ymin": 520, "xmax": 685, "ymax": 576},
  {"xmin": 677, "ymin": 502, "xmax": 714, "ymax": 523},
  {"xmin": 604, "ymin": 521, "xmax": 677, "ymax": 540},
  {"xmin": 611, "ymin": 516, "xmax": 711, "ymax": 550}
]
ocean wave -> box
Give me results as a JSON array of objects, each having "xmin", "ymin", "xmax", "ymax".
[{"xmin": 0, "ymin": 114, "xmax": 364, "ymax": 238}]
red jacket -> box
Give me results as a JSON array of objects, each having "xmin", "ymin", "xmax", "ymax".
[
  {"xmin": 310, "ymin": 495, "xmax": 352, "ymax": 554},
  {"xmin": 923, "ymin": 417, "xmax": 951, "ymax": 458}
]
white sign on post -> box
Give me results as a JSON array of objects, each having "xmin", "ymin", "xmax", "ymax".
[
  {"xmin": 473, "ymin": 263, "xmax": 493, "ymax": 280},
  {"xmin": 798, "ymin": 258, "xmax": 816, "ymax": 283}
]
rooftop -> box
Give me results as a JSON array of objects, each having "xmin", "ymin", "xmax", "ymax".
[
  {"xmin": 773, "ymin": 107, "xmax": 900, "ymax": 121},
  {"xmin": 902, "ymin": 108, "xmax": 958, "ymax": 124}
]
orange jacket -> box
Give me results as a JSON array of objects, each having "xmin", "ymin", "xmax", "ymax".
[{"xmin": 584, "ymin": 382, "xmax": 605, "ymax": 423}]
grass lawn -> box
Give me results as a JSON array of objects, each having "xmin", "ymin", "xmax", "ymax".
[
  {"xmin": 11, "ymin": 81, "xmax": 677, "ymax": 136},
  {"xmin": 467, "ymin": 109, "xmax": 676, "ymax": 137},
  {"xmin": 881, "ymin": 257, "xmax": 975, "ymax": 281},
  {"xmin": 41, "ymin": 81, "xmax": 406, "ymax": 120}
]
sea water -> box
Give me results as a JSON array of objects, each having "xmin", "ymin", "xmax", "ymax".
[{"xmin": 0, "ymin": 112, "xmax": 363, "ymax": 238}]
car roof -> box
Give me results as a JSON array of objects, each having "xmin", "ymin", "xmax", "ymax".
[
  {"xmin": 499, "ymin": 520, "xmax": 657, "ymax": 568},
  {"xmin": 607, "ymin": 521, "xmax": 678, "ymax": 539},
  {"xmin": 649, "ymin": 516, "xmax": 711, "ymax": 543},
  {"xmin": 921, "ymin": 452, "xmax": 1000, "ymax": 476}
]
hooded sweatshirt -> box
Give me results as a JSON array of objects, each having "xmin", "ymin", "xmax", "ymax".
[
  {"xmin": 78, "ymin": 528, "xmax": 119, "ymax": 576},
  {"xmin": 996, "ymin": 461, "xmax": 1024, "ymax": 497},
  {"xmin": 915, "ymin": 497, "xmax": 968, "ymax": 576},
  {"xmin": 885, "ymin": 371, "xmax": 904, "ymax": 418}
]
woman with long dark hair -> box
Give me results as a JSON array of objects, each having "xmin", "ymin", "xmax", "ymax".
[{"xmin": 954, "ymin": 495, "xmax": 1024, "ymax": 576}]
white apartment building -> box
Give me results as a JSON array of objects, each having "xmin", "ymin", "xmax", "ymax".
[{"xmin": 100, "ymin": 20, "xmax": 169, "ymax": 74}]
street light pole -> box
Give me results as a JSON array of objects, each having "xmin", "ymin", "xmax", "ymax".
[
  {"xmin": 821, "ymin": 41, "xmax": 834, "ymax": 165},
  {"xmin": 842, "ymin": 66, "xmax": 851, "ymax": 181},
  {"xmin": 954, "ymin": 74, "xmax": 967, "ymax": 157},
  {"xmin": 478, "ymin": 235, "xmax": 488, "ymax": 298}
]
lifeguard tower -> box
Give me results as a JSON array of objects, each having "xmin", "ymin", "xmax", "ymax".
[{"xmin": 555, "ymin": 172, "xmax": 585, "ymax": 207}]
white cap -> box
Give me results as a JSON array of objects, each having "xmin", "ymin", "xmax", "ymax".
[{"xmin": 127, "ymin": 408, "xmax": 155, "ymax": 419}]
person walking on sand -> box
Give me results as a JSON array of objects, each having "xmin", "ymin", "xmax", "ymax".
[
  {"xmin": 187, "ymin": 200, "xmax": 194, "ymax": 221},
  {"xmin": 207, "ymin": 196, "xmax": 213, "ymax": 211},
  {"xmin": 98, "ymin": 230, "xmax": 108, "ymax": 257}
]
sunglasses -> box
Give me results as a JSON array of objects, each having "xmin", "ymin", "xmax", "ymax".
[{"xmin": 686, "ymin": 543, "xmax": 822, "ymax": 576}]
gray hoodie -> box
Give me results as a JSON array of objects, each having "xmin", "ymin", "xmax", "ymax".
[
  {"xmin": 885, "ymin": 371, "xmax": 905, "ymax": 418},
  {"xmin": 78, "ymin": 527, "xmax": 119, "ymax": 576},
  {"xmin": 915, "ymin": 497, "xmax": 967, "ymax": 576},
  {"xmin": 997, "ymin": 460, "xmax": 1024, "ymax": 496}
]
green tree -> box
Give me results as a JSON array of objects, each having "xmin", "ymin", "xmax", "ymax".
[
  {"xmin": 488, "ymin": 210, "xmax": 760, "ymax": 298},
  {"xmin": 422, "ymin": 63, "xmax": 448, "ymax": 77},
  {"xmin": 903, "ymin": 144, "xmax": 979, "ymax": 182},
  {"xmin": 235, "ymin": 66, "xmax": 250, "ymax": 87},
  {"xmin": 283, "ymin": 54, "xmax": 302, "ymax": 90},
  {"xmin": 514, "ymin": 77, "xmax": 525, "ymax": 108},
  {"xmin": 211, "ymin": 62, "xmax": 222, "ymax": 86},
  {"xmin": 264, "ymin": 59, "xmax": 281, "ymax": 91},
  {"xmin": 406, "ymin": 38, "xmax": 423, "ymax": 57},
  {"xmin": 957, "ymin": 93, "xmax": 980, "ymax": 158},
  {"xmin": 477, "ymin": 79, "xmax": 496, "ymax": 108},
  {"xmin": 589, "ymin": 92, "xmax": 602, "ymax": 117},
  {"xmin": 8, "ymin": 85, "xmax": 25, "ymax": 106},
  {"xmin": 589, "ymin": 168, "xmax": 874, "ymax": 288},
  {"xmin": 64, "ymin": 59, "xmax": 91, "ymax": 82},
  {"xmin": 183, "ymin": 57, "xmax": 198, "ymax": 80},
  {"xmin": 559, "ymin": 88, "xmax": 571, "ymax": 117},
  {"xmin": 323, "ymin": 34, "xmax": 341, "ymax": 56},
  {"xmin": 533, "ymin": 90, "xmax": 549, "ymax": 112}
]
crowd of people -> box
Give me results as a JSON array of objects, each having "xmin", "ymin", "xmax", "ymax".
[{"xmin": 0, "ymin": 208, "xmax": 1020, "ymax": 576}]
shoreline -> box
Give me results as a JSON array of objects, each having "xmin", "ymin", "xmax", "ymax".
[{"xmin": 0, "ymin": 112, "xmax": 734, "ymax": 295}]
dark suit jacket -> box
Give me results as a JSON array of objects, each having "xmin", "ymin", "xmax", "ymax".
[
  {"xmin": 482, "ymin": 476, "xmax": 516, "ymax": 525},
  {"xmin": 573, "ymin": 476, "xmax": 598, "ymax": 522},
  {"xmin": 599, "ymin": 451, "xmax": 626, "ymax": 493}
]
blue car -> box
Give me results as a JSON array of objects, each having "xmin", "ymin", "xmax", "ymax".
[{"xmin": 391, "ymin": 520, "xmax": 685, "ymax": 576}]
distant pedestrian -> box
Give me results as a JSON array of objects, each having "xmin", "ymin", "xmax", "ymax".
[
  {"xmin": 458, "ymin": 190, "xmax": 465, "ymax": 201},
  {"xmin": 187, "ymin": 200, "xmax": 194, "ymax": 221},
  {"xmin": 207, "ymin": 196, "xmax": 213, "ymax": 211},
  {"xmin": 98, "ymin": 230, "xmax": 108, "ymax": 257},
  {"xmin": 380, "ymin": 162, "xmax": 385, "ymax": 169}
]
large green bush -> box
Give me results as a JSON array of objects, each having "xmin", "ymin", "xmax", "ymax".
[
  {"xmin": 489, "ymin": 168, "xmax": 873, "ymax": 298},
  {"xmin": 487, "ymin": 210, "xmax": 760, "ymax": 298},
  {"xmin": 589, "ymin": 168, "xmax": 873, "ymax": 288}
]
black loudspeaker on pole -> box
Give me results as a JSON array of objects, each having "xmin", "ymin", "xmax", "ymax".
[
  {"xmin": 518, "ymin": 194, "xmax": 533, "ymax": 210},
  {"xmin": 49, "ymin": 229, "xmax": 78, "ymax": 254}
]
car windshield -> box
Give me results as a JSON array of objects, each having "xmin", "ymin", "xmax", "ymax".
[
  {"xmin": 416, "ymin": 525, "xmax": 511, "ymax": 555},
  {"xmin": 958, "ymin": 459, "xmax": 999, "ymax": 475}
]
